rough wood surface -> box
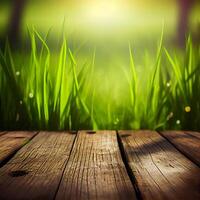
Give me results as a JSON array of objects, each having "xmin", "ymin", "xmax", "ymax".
[
  {"xmin": 0, "ymin": 131, "xmax": 76, "ymax": 200},
  {"xmin": 186, "ymin": 131, "xmax": 200, "ymax": 140},
  {"xmin": 118, "ymin": 130, "xmax": 200, "ymax": 200},
  {"xmin": 0, "ymin": 132, "xmax": 7, "ymax": 136},
  {"xmin": 56, "ymin": 131, "xmax": 137, "ymax": 200},
  {"xmin": 0, "ymin": 131, "xmax": 37, "ymax": 165},
  {"xmin": 160, "ymin": 131, "xmax": 200, "ymax": 166}
]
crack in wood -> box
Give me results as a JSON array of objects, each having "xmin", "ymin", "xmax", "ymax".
[{"xmin": 117, "ymin": 131, "xmax": 143, "ymax": 200}]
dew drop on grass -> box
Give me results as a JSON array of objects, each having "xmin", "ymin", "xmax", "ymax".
[
  {"xmin": 16, "ymin": 71, "xmax": 20, "ymax": 76},
  {"xmin": 166, "ymin": 82, "xmax": 171, "ymax": 87},
  {"xmin": 185, "ymin": 106, "xmax": 191, "ymax": 113},
  {"xmin": 29, "ymin": 93, "xmax": 34, "ymax": 98}
]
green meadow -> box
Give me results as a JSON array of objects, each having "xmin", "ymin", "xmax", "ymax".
[{"xmin": 0, "ymin": 1, "xmax": 199, "ymax": 130}]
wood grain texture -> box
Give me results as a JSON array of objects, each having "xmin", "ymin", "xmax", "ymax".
[
  {"xmin": 160, "ymin": 130, "xmax": 200, "ymax": 166},
  {"xmin": 186, "ymin": 131, "xmax": 200, "ymax": 140},
  {"xmin": 56, "ymin": 131, "xmax": 137, "ymax": 200},
  {"xmin": 0, "ymin": 131, "xmax": 37, "ymax": 165},
  {"xmin": 0, "ymin": 132, "xmax": 7, "ymax": 136},
  {"xmin": 119, "ymin": 130, "xmax": 200, "ymax": 200},
  {"xmin": 0, "ymin": 131, "xmax": 76, "ymax": 200}
]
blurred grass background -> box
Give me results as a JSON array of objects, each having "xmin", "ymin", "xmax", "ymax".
[
  {"xmin": 0, "ymin": 1, "xmax": 199, "ymax": 44},
  {"xmin": 0, "ymin": 0, "xmax": 200, "ymax": 130},
  {"xmin": 1, "ymin": 0, "xmax": 199, "ymax": 75}
]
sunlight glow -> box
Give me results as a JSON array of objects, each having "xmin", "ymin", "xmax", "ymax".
[
  {"xmin": 87, "ymin": 1, "xmax": 121, "ymax": 23},
  {"xmin": 82, "ymin": 0, "xmax": 130, "ymax": 27}
]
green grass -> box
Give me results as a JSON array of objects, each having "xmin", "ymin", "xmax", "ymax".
[{"xmin": 0, "ymin": 30, "xmax": 200, "ymax": 131}]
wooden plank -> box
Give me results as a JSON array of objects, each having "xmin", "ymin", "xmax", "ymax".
[
  {"xmin": 56, "ymin": 131, "xmax": 137, "ymax": 200},
  {"xmin": 119, "ymin": 130, "xmax": 200, "ymax": 200},
  {"xmin": 0, "ymin": 131, "xmax": 76, "ymax": 200},
  {"xmin": 186, "ymin": 131, "xmax": 200, "ymax": 140},
  {"xmin": 0, "ymin": 131, "xmax": 37, "ymax": 165},
  {"xmin": 0, "ymin": 132, "xmax": 7, "ymax": 136},
  {"xmin": 160, "ymin": 131, "xmax": 200, "ymax": 166}
]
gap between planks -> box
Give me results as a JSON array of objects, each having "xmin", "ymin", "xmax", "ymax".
[
  {"xmin": 0, "ymin": 131, "xmax": 39, "ymax": 167},
  {"xmin": 159, "ymin": 130, "xmax": 200, "ymax": 167},
  {"xmin": 55, "ymin": 131, "xmax": 137, "ymax": 200},
  {"xmin": 118, "ymin": 130, "xmax": 200, "ymax": 200},
  {"xmin": 116, "ymin": 132, "xmax": 143, "ymax": 200},
  {"xmin": 0, "ymin": 131, "xmax": 77, "ymax": 200},
  {"xmin": 52, "ymin": 131, "xmax": 78, "ymax": 200}
]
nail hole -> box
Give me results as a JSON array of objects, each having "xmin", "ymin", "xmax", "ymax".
[
  {"xmin": 69, "ymin": 131, "xmax": 76, "ymax": 135},
  {"xmin": 121, "ymin": 134, "xmax": 131, "ymax": 138},
  {"xmin": 9, "ymin": 170, "xmax": 29, "ymax": 177},
  {"xmin": 87, "ymin": 131, "xmax": 96, "ymax": 134}
]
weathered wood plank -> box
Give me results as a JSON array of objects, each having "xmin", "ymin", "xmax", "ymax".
[
  {"xmin": 119, "ymin": 130, "xmax": 200, "ymax": 200},
  {"xmin": 56, "ymin": 131, "xmax": 137, "ymax": 200},
  {"xmin": 0, "ymin": 132, "xmax": 7, "ymax": 136},
  {"xmin": 0, "ymin": 131, "xmax": 76, "ymax": 200},
  {"xmin": 0, "ymin": 131, "xmax": 37, "ymax": 165},
  {"xmin": 160, "ymin": 131, "xmax": 200, "ymax": 166},
  {"xmin": 186, "ymin": 131, "xmax": 200, "ymax": 140}
]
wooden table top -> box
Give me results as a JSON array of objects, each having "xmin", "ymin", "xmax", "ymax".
[{"xmin": 0, "ymin": 130, "xmax": 199, "ymax": 200}]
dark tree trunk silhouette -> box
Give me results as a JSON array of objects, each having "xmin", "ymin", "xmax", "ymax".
[
  {"xmin": 7, "ymin": 0, "xmax": 26, "ymax": 46},
  {"xmin": 177, "ymin": 0, "xmax": 194, "ymax": 46}
]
